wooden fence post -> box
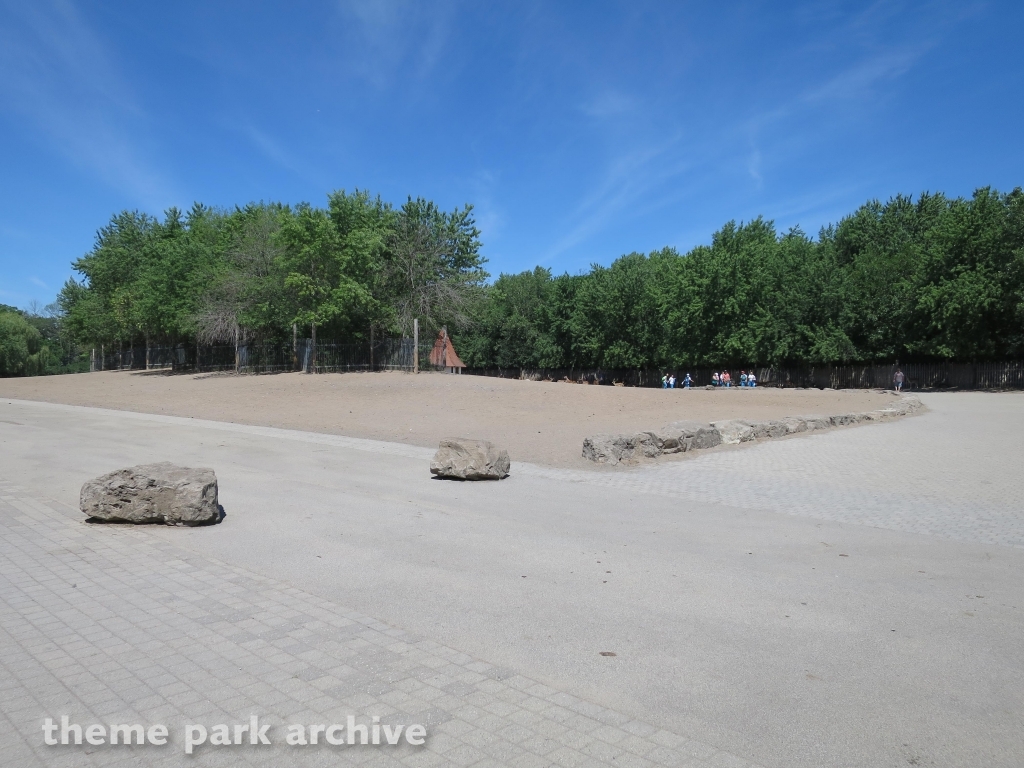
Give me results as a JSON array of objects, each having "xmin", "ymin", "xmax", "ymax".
[
  {"xmin": 234, "ymin": 326, "xmax": 239, "ymax": 374},
  {"xmin": 292, "ymin": 323, "xmax": 297, "ymax": 371},
  {"xmin": 91, "ymin": 347, "xmax": 95, "ymax": 372},
  {"xmin": 311, "ymin": 322, "xmax": 317, "ymax": 373},
  {"xmin": 413, "ymin": 319, "xmax": 419, "ymax": 373},
  {"xmin": 370, "ymin": 326, "xmax": 374, "ymax": 371}
]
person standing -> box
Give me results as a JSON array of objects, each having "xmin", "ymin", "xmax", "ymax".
[
  {"xmin": 894, "ymin": 369, "xmax": 905, "ymax": 392},
  {"xmin": 723, "ymin": 371, "xmax": 732, "ymax": 387},
  {"xmin": 683, "ymin": 373, "xmax": 692, "ymax": 388},
  {"xmin": 748, "ymin": 370, "xmax": 757, "ymax": 387},
  {"xmin": 669, "ymin": 374, "xmax": 676, "ymax": 389},
  {"xmin": 740, "ymin": 370, "xmax": 748, "ymax": 387}
]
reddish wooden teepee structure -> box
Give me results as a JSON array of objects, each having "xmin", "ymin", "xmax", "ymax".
[{"xmin": 429, "ymin": 327, "xmax": 466, "ymax": 373}]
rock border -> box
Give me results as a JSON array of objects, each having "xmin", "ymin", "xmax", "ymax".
[{"xmin": 582, "ymin": 394, "xmax": 922, "ymax": 465}]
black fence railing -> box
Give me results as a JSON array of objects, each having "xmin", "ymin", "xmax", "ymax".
[
  {"xmin": 88, "ymin": 346, "xmax": 1024, "ymax": 390},
  {"xmin": 91, "ymin": 339, "xmax": 438, "ymax": 375},
  {"xmin": 462, "ymin": 361, "xmax": 1024, "ymax": 390},
  {"xmin": 296, "ymin": 338, "xmax": 437, "ymax": 373}
]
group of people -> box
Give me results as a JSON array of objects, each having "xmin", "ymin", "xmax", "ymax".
[
  {"xmin": 655, "ymin": 367, "xmax": 907, "ymax": 390},
  {"xmin": 661, "ymin": 373, "xmax": 694, "ymax": 389},
  {"xmin": 711, "ymin": 370, "xmax": 757, "ymax": 387}
]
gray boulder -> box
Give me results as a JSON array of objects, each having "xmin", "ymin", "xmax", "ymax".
[
  {"xmin": 582, "ymin": 433, "xmax": 659, "ymax": 465},
  {"xmin": 799, "ymin": 416, "xmax": 832, "ymax": 431},
  {"xmin": 711, "ymin": 419, "xmax": 755, "ymax": 445},
  {"xmin": 830, "ymin": 413, "xmax": 866, "ymax": 427},
  {"xmin": 739, "ymin": 420, "xmax": 790, "ymax": 439},
  {"xmin": 81, "ymin": 463, "xmax": 219, "ymax": 525},
  {"xmin": 431, "ymin": 438, "xmax": 510, "ymax": 480},
  {"xmin": 780, "ymin": 416, "xmax": 808, "ymax": 434},
  {"xmin": 654, "ymin": 421, "xmax": 722, "ymax": 453},
  {"xmin": 900, "ymin": 395, "xmax": 923, "ymax": 412}
]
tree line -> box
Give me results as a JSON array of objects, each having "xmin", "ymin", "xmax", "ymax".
[
  {"xmin": 2, "ymin": 185, "xmax": 1021, "ymax": 377},
  {"xmin": 457, "ymin": 187, "xmax": 1024, "ymax": 369},
  {"xmin": 55, "ymin": 191, "xmax": 486, "ymax": 355}
]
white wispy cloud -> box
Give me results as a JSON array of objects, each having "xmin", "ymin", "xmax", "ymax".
[
  {"xmin": 334, "ymin": 0, "xmax": 457, "ymax": 87},
  {"xmin": 28, "ymin": 276, "xmax": 48, "ymax": 289},
  {"xmin": 801, "ymin": 46, "xmax": 927, "ymax": 104},
  {"xmin": 467, "ymin": 169, "xmax": 504, "ymax": 251},
  {"xmin": 244, "ymin": 125, "xmax": 304, "ymax": 175},
  {"xmin": 581, "ymin": 90, "xmax": 637, "ymax": 119},
  {"xmin": 543, "ymin": 2, "xmax": 963, "ymax": 264},
  {"xmin": 543, "ymin": 134, "xmax": 689, "ymax": 262},
  {"xmin": 0, "ymin": 0, "xmax": 177, "ymax": 208}
]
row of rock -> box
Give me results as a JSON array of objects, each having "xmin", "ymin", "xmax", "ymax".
[{"xmin": 582, "ymin": 395, "xmax": 922, "ymax": 465}]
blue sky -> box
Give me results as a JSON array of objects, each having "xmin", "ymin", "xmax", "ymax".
[{"xmin": 1, "ymin": 0, "xmax": 1021, "ymax": 311}]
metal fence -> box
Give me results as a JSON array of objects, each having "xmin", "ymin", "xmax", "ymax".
[
  {"xmin": 92, "ymin": 339, "xmax": 438, "ymax": 375},
  {"xmin": 297, "ymin": 338, "xmax": 433, "ymax": 373},
  {"xmin": 463, "ymin": 361, "xmax": 1024, "ymax": 390},
  {"xmin": 88, "ymin": 345, "xmax": 1024, "ymax": 390}
]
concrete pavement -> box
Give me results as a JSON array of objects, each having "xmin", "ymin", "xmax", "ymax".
[{"xmin": 1, "ymin": 392, "xmax": 1021, "ymax": 768}]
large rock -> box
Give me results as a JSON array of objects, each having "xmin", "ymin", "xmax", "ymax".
[
  {"xmin": 582, "ymin": 433, "xmax": 659, "ymax": 465},
  {"xmin": 80, "ymin": 462, "xmax": 219, "ymax": 525},
  {"xmin": 779, "ymin": 416, "xmax": 808, "ymax": 434},
  {"xmin": 739, "ymin": 420, "xmax": 790, "ymax": 439},
  {"xmin": 711, "ymin": 419, "xmax": 755, "ymax": 445},
  {"xmin": 798, "ymin": 415, "xmax": 832, "ymax": 431},
  {"xmin": 431, "ymin": 438, "xmax": 510, "ymax": 480},
  {"xmin": 830, "ymin": 413, "xmax": 866, "ymax": 427},
  {"xmin": 650, "ymin": 421, "xmax": 723, "ymax": 453}
]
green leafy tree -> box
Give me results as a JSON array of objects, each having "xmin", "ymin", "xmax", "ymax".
[
  {"xmin": 379, "ymin": 197, "xmax": 488, "ymax": 338},
  {"xmin": 0, "ymin": 308, "xmax": 47, "ymax": 376},
  {"xmin": 279, "ymin": 203, "xmax": 374, "ymax": 349}
]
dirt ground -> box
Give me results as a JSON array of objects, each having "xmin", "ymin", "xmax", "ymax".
[{"xmin": 0, "ymin": 370, "xmax": 903, "ymax": 468}]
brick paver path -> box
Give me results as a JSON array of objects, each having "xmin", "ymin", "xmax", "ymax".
[{"xmin": 0, "ymin": 481, "xmax": 759, "ymax": 768}]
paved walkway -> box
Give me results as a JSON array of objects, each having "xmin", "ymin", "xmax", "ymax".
[
  {"xmin": 0, "ymin": 482, "xmax": 756, "ymax": 768},
  {"xmin": 2, "ymin": 392, "xmax": 1022, "ymax": 768}
]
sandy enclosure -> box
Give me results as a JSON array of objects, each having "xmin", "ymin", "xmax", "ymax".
[{"xmin": 0, "ymin": 371, "xmax": 902, "ymax": 468}]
